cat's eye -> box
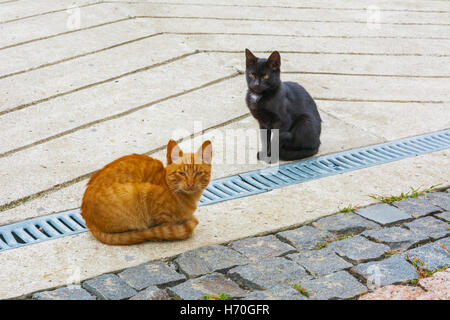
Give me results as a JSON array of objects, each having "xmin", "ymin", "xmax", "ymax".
[
  {"xmin": 249, "ymin": 73, "xmax": 255, "ymax": 79},
  {"xmin": 195, "ymin": 171, "xmax": 204, "ymax": 176},
  {"xmin": 177, "ymin": 171, "xmax": 186, "ymax": 176},
  {"xmin": 263, "ymin": 74, "xmax": 269, "ymax": 79}
]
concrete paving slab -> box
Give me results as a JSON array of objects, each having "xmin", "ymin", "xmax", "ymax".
[
  {"xmin": 0, "ymin": 150, "xmax": 447, "ymax": 299},
  {"xmin": 111, "ymin": 0, "xmax": 450, "ymax": 12},
  {"xmin": 318, "ymin": 101, "xmax": 450, "ymax": 141},
  {"xmin": 277, "ymin": 53, "xmax": 450, "ymax": 77},
  {"xmin": 0, "ymin": 19, "xmax": 159, "ymax": 78},
  {"xmin": 4, "ymin": 50, "xmax": 446, "ymax": 136},
  {"xmin": 3, "ymin": 20, "xmax": 449, "ymax": 80},
  {"xmin": 0, "ymin": 0, "xmax": 96, "ymax": 23},
  {"xmin": 285, "ymin": 74, "xmax": 450, "ymax": 102},
  {"xmin": 139, "ymin": 17, "xmax": 450, "ymax": 39},
  {"xmin": 0, "ymin": 3, "xmax": 129, "ymax": 49},
  {"xmin": 4, "ymin": 50, "xmax": 447, "ymax": 118},
  {"xmin": 0, "ymin": 36, "xmax": 192, "ymax": 115},
  {"xmin": 6, "ymin": 72, "xmax": 444, "ymax": 148},
  {"xmin": 0, "ymin": 180, "xmax": 86, "ymax": 226},
  {"xmin": 0, "ymin": 34, "xmax": 192, "ymax": 114},
  {"xmin": 182, "ymin": 34, "xmax": 450, "ymax": 56},
  {"xmin": 120, "ymin": 2, "xmax": 450, "ymax": 25}
]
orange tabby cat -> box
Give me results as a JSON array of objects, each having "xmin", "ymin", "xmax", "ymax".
[{"xmin": 81, "ymin": 140, "xmax": 212, "ymax": 245}]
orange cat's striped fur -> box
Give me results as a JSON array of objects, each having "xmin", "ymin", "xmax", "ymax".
[{"xmin": 81, "ymin": 140, "xmax": 212, "ymax": 245}]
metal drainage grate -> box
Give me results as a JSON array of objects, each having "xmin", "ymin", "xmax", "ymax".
[
  {"xmin": 0, "ymin": 209, "xmax": 86, "ymax": 252},
  {"xmin": 239, "ymin": 129, "xmax": 450, "ymax": 191},
  {"xmin": 198, "ymin": 175, "xmax": 268, "ymax": 206},
  {"xmin": 0, "ymin": 129, "xmax": 448, "ymax": 251}
]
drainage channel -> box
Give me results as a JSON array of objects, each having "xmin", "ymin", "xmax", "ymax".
[{"xmin": 1, "ymin": 129, "xmax": 449, "ymax": 252}]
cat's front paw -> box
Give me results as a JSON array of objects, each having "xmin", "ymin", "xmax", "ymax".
[{"xmin": 257, "ymin": 151, "xmax": 274, "ymax": 164}]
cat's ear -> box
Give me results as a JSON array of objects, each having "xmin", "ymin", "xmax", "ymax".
[
  {"xmin": 245, "ymin": 48, "xmax": 257, "ymax": 67},
  {"xmin": 267, "ymin": 51, "xmax": 281, "ymax": 70},
  {"xmin": 196, "ymin": 140, "xmax": 212, "ymax": 165},
  {"xmin": 167, "ymin": 139, "xmax": 183, "ymax": 164}
]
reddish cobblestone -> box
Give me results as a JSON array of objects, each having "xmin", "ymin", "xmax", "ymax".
[
  {"xmin": 359, "ymin": 269, "xmax": 449, "ymax": 300},
  {"xmin": 417, "ymin": 269, "xmax": 450, "ymax": 300},
  {"xmin": 358, "ymin": 284, "xmax": 425, "ymax": 300}
]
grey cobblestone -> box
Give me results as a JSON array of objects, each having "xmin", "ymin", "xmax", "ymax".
[
  {"xmin": 362, "ymin": 226, "xmax": 428, "ymax": 250},
  {"xmin": 421, "ymin": 192, "xmax": 450, "ymax": 211},
  {"xmin": 300, "ymin": 271, "xmax": 368, "ymax": 300},
  {"xmin": 393, "ymin": 198, "xmax": 442, "ymax": 218},
  {"xmin": 167, "ymin": 273, "xmax": 247, "ymax": 300},
  {"xmin": 327, "ymin": 235, "xmax": 390, "ymax": 264},
  {"xmin": 351, "ymin": 255, "xmax": 418, "ymax": 287},
  {"xmin": 312, "ymin": 212, "xmax": 379, "ymax": 236},
  {"xmin": 287, "ymin": 250, "xmax": 353, "ymax": 277},
  {"xmin": 82, "ymin": 274, "xmax": 137, "ymax": 300},
  {"xmin": 435, "ymin": 211, "xmax": 450, "ymax": 222},
  {"xmin": 405, "ymin": 216, "xmax": 450, "ymax": 240},
  {"xmin": 129, "ymin": 286, "xmax": 170, "ymax": 300},
  {"xmin": 32, "ymin": 285, "xmax": 95, "ymax": 300},
  {"xmin": 175, "ymin": 244, "xmax": 248, "ymax": 278},
  {"xmin": 118, "ymin": 261, "xmax": 185, "ymax": 290},
  {"xmin": 230, "ymin": 235, "xmax": 296, "ymax": 262},
  {"xmin": 242, "ymin": 286, "xmax": 308, "ymax": 300},
  {"xmin": 276, "ymin": 225, "xmax": 332, "ymax": 251},
  {"xmin": 436, "ymin": 237, "xmax": 450, "ymax": 249},
  {"xmin": 227, "ymin": 257, "xmax": 311, "ymax": 290},
  {"xmin": 405, "ymin": 242, "xmax": 450, "ymax": 271},
  {"xmin": 356, "ymin": 203, "xmax": 411, "ymax": 225}
]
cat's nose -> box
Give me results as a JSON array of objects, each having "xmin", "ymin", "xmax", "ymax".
[{"xmin": 187, "ymin": 183, "xmax": 194, "ymax": 189}]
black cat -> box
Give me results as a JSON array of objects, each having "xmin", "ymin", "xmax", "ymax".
[{"xmin": 245, "ymin": 49, "xmax": 322, "ymax": 162}]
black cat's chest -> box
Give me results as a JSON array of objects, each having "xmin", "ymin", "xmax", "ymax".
[
  {"xmin": 246, "ymin": 90, "xmax": 283, "ymax": 128},
  {"xmin": 248, "ymin": 102, "xmax": 281, "ymax": 129}
]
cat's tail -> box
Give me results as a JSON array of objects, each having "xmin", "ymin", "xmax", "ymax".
[{"xmin": 87, "ymin": 217, "xmax": 199, "ymax": 245}]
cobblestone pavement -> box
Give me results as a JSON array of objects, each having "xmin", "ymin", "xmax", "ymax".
[{"xmin": 31, "ymin": 190, "xmax": 449, "ymax": 300}]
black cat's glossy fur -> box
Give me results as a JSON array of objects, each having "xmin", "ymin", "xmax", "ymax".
[{"xmin": 245, "ymin": 49, "xmax": 322, "ymax": 162}]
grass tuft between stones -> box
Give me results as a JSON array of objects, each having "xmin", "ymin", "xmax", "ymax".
[
  {"xmin": 368, "ymin": 184, "xmax": 441, "ymax": 205},
  {"xmin": 198, "ymin": 292, "xmax": 231, "ymax": 300},
  {"xmin": 292, "ymin": 284, "xmax": 309, "ymax": 297},
  {"xmin": 405, "ymin": 252, "xmax": 448, "ymax": 281}
]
